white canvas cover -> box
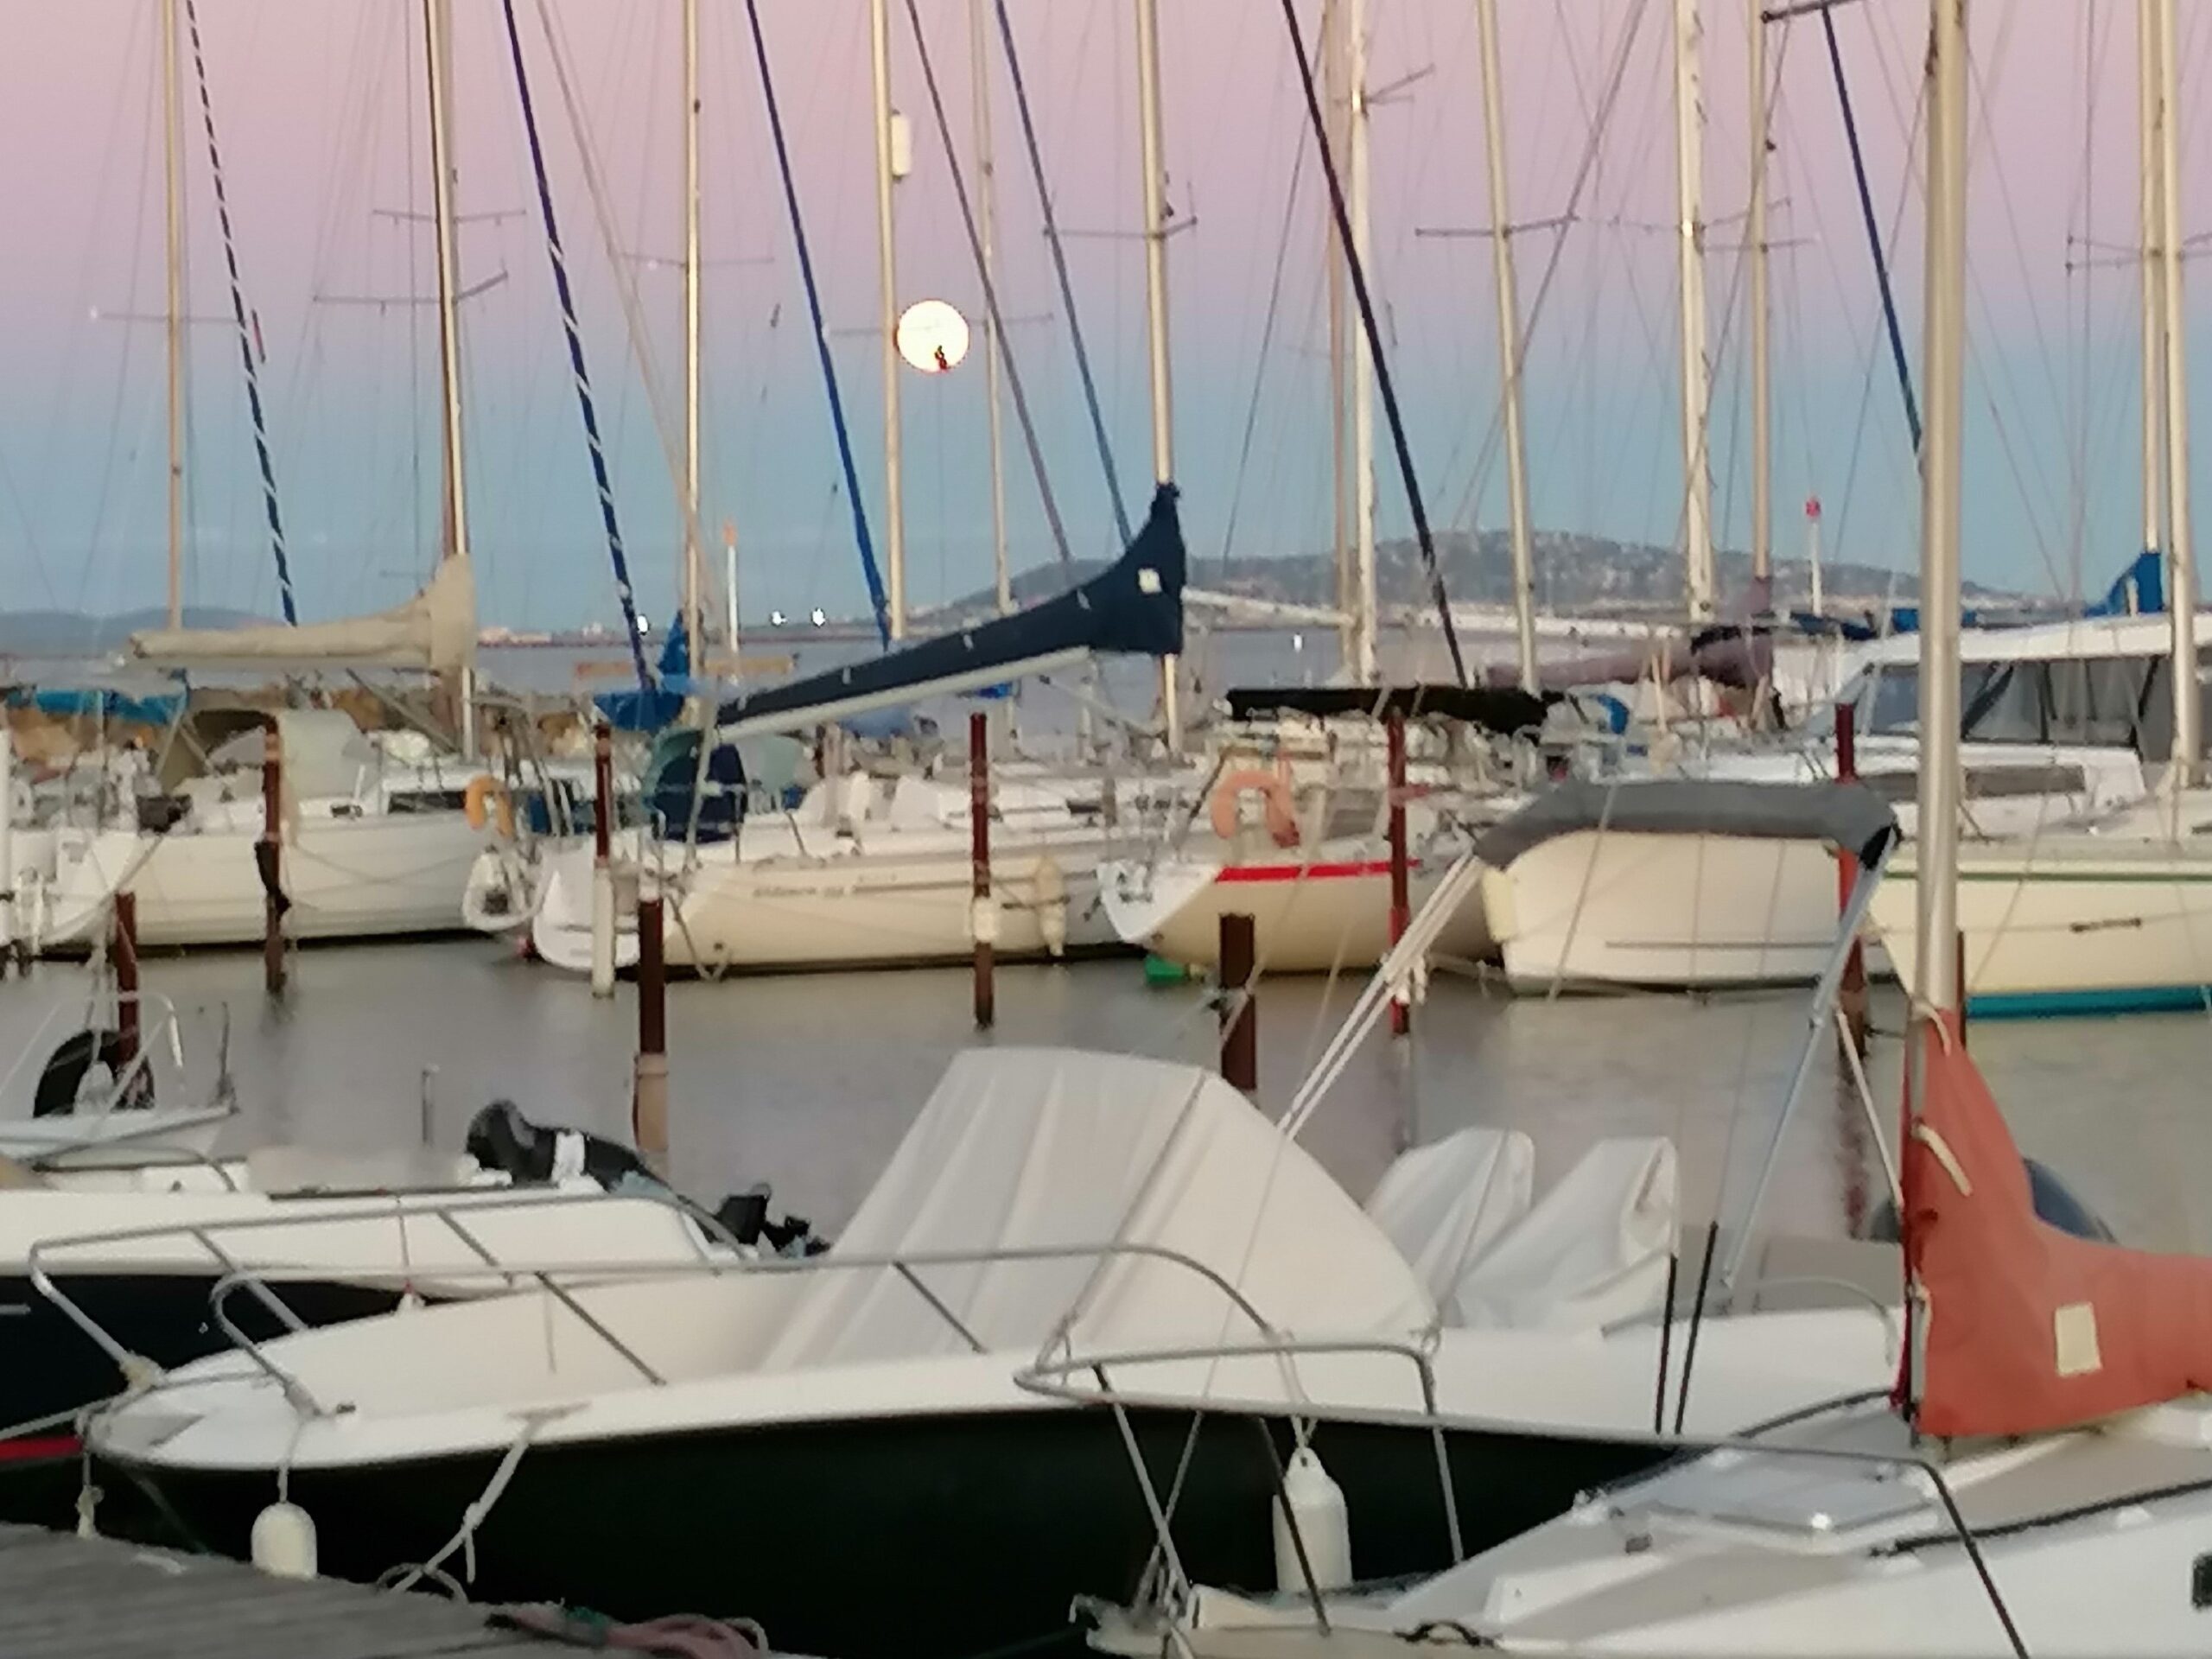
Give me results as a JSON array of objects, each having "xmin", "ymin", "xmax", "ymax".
[
  {"xmin": 1365, "ymin": 1128, "xmax": 1534, "ymax": 1317},
  {"xmin": 756, "ymin": 1048, "xmax": 1436, "ymax": 1370},
  {"xmin": 1448, "ymin": 1137, "xmax": 1678, "ymax": 1331},
  {"xmin": 130, "ymin": 557, "xmax": 476, "ymax": 674}
]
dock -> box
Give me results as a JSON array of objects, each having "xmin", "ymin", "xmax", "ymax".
[{"xmin": 0, "ymin": 1522, "xmax": 557, "ymax": 1658}]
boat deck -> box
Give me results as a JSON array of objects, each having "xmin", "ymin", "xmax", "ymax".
[{"xmin": 0, "ymin": 1522, "xmax": 557, "ymax": 1658}]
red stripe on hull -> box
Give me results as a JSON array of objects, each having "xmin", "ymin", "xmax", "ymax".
[
  {"xmin": 0, "ymin": 1434, "xmax": 80, "ymax": 1464},
  {"xmin": 1214, "ymin": 860, "xmax": 1409, "ymax": 885}
]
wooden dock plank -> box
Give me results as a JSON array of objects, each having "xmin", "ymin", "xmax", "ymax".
[{"xmin": 0, "ymin": 1524, "xmax": 555, "ymax": 1658}]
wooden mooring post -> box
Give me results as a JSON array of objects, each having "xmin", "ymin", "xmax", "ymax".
[
  {"xmin": 111, "ymin": 890, "xmax": 139, "ymax": 1071},
  {"xmin": 633, "ymin": 894, "xmax": 669, "ymax": 1176},
  {"xmin": 1834, "ymin": 702, "xmax": 1868, "ymax": 1057},
  {"xmin": 1387, "ymin": 708, "xmax": 1411, "ymax": 1036},
  {"xmin": 259, "ymin": 721, "xmax": 285, "ymax": 997},
  {"xmin": 1219, "ymin": 912, "xmax": 1257, "ymax": 1092},
  {"xmin": 590, "ymin": 724, "xmax": 616, "ymax": 999},
  {"xmin": 969, "ymin": 710, "xmax": 995, "ymax": 1030}
]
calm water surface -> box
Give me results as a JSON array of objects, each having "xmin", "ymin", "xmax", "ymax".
[{"xmin": 13, "ymin": 939, "xmax": 2208, "ymax": 1255}]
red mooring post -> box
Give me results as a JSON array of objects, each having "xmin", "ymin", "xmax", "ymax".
[
  {"xmin": 1387, "ymin": 709, "xmax": 1412, "ymax": 1036},
  {"xmin": 969, "ymin": 711, "xmax": 995, "ymax": 1029},
  {"xmin": 260, "ymin": 721, "xmax": 285, "ymax": 997},
  {"xmin": 633, "ymin": 895, "xmax": 669, "ymax": 1175},
  {"xmin": 593, "ymin": 725, "xmax": 613, "ymax": 861},
  {"xmin": 1834, "ymin": 702, "xmax": 1868, "ymax": 1056},
  {"xmin": 112, "ymin": 890, "xmax": 139, "ymax": 1071},
  {"xmin": 1219, "ymin": 912, "xmax": 1258, "ymax": 1093}
]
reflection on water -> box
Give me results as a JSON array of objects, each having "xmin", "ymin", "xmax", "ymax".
[{"xmin": 9, "ymin": 940, "xmax": 2204, "ymax": 1255}]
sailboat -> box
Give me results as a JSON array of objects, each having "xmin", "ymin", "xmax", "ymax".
[
  {"xmin": 44, "ymin": 1, "xmax": 499, "ymax": 951},
  {"xmin": 1110, "ymin": 12, "xmax": 2212, "ymax": 1650},
  {"xmin": 530, "ymin": 490, "xmax": 1186, "ymax": 976},
  {"xmin": 1864, "ymin": 0, "xmax": 2212, "ymax": 1017}
]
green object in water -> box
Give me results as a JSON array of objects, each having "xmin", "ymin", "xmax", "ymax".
[{"xmin": 1142, "ymin": 953, "xmax": 1192, "ymax": 986}]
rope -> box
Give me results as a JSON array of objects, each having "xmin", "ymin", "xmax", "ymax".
[
  {"xmin": 740, "ymin": 0, "xmax": 890, "ymax": 648},
  {"xmin": 1821, "ymin": 5, "xmax": 1922, "ymax": 454},
  {"xmin": 384, "ymin": 1409, "xmax": 558, "ymax": 1593},
  {"xmin": 497, "ymin": 0, "xmax": 652, "ymax": 695},
  {"xmin": 181, "ymin": 0, "xmax": 296, "ymax": 625},
  {"xmin": 993, "ymin": 1, "xmax": 1132, "ymax": 546},
  {"xmin": 899, "ymin": 0, "xmax": 1075, "ymax": 574}
]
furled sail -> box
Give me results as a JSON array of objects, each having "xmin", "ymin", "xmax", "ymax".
[
  {"xmin": 129, "ymin": 557, "xmax": 476, "ymax": 675},
  {"xmin": 715, "ymin": 483, "xmax": 1185, "ymax": 740},
  {"xmin": 1906, "ymin": 1027, "xmax": 2212, "ymax": 1437}
]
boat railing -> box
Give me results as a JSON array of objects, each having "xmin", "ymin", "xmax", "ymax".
[
  {"xmin": 130, "ymin": 1236, "xmax": 1280, "ymax": 1427},
  {"xmin": 1031, "ymin": 1352, "xmax": 2025, "ymax": 1659},
  {"xmin": 29, "ymin": 1183, "xmax": 741, "ymax": 1414},
  {"xmin": 0, "ymin": 991, "xmax": 237, "ymax": 1161},
  {"xmin": 1016, "ymin": 1332, "xmax": 1465, "ymax": 1626}
]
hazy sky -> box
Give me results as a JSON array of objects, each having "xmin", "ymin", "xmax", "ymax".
[{"xmin": 0, "ymin": 2, "xmax": 2194, "ymax": 629}]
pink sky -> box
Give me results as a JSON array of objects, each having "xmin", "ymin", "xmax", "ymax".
[{"xmin": 0, "ymin": 2, "xmax": 2193, "ymax": 629}]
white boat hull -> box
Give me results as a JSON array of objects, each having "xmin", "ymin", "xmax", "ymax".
[
  {"xmin": 44, "ymin": 817, "xmax": 491, "ymax": 949},
  {"xmin": 1484, "ymin": 829, "xmax": 1881, "ymax": 991},
  {"xmin": 1870, "ymin": 838, "xmax": 2212, "ymax": 1014},
  {"xmin": 531, "ymin": 836, "xmax": 1122, "ymax": 975},
  {"xmin": 1102, "ymin": 850, "xmax": 1491, "ymax": 973}
]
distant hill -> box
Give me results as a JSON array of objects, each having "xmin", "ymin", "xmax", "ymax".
[
  {"xmin": 940, "ymin": 530, "xmax": 2015, "ymax": 622},
  {"xmin": 0, "ymin": 607, "xmax": 269, "ymax": 656}
]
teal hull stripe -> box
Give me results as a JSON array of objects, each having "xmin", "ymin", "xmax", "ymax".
[{"xmin": 1967, "ymin": 984, "xmax": 2212, "ymax": 1019}]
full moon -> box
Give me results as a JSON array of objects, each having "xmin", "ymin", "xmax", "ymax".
[{"xmin": 895, "ymin": 299, "xmax": 971, "ymax": 374}]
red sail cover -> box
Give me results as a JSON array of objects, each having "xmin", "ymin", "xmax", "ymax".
[{"xmin": 1906, "ymin": 1030, "xmax": 2212, "ymax": 1438}]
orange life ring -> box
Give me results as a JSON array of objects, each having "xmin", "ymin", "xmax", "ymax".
[
  {"xmin": 1210, "ymin": 766, "xmax": 1300, "ymax": 849},
  {"xmin": 464, "ymin": 774, "xmax": 516, "ymax": 839}
]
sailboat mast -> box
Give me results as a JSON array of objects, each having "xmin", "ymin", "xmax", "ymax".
[
  {"xmin": 683, "ymin": 0, "xmax": 703, "ymax": 668},
  {"xmin": 2154, "ymin": 0, "xmax": 2198, "ymax": 780},
  {"xmin": 869, "ymin": 0, "xmax": 906, "ymax": 641},
  {"xmin": 1477, "ymin": 0, "xmax": 1538, "ymax": 691},
  {"xmin": 423, "ymin": 0, "xmax": 474, "ymax": 758},
  {"xmin": 1746, "ymin": 0, "xmax": 1772, "ymax": 609},
  {"xmin": 1135, "ymin": 0, "xmax": 1180, "ymax": 746},
  {"xmin": 1916, "ymin": 0, "xmax": 1967, "ymax": 1015},
  {"xmin": 1348, "ymin": 0, "xmax": 1378, "ymax": 684},
  {"xmin": 968, "ymin": 0, "xmax": 1010, "ymax": 615},
  {"xmin": 1672, "ymin": 0, "xmax": 1715, "ymax": 622},
  {"xmin": 1324, "ymin": 0, "xmax": 1354, "ymax": 669},
  {"xmin": 2139, "ymin": 0, "xmax": 2166, "ymax": 579},
  {"xmin": 162, "ymin": 0, "xmax": 186, "ymax": 631}
]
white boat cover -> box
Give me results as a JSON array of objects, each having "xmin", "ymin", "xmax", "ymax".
[
  {"xmin": 756, "ymin": 1048, "xmax": 1436, "ymax": 1370},
  {"xmin": 1447, "ymin": 1137, "xmax": 1678, "ymax": 1331},
  {"xmin": 130, "ymin": 557, "xmax": 476, "ymax": 674},
  {"xmin": 1364, "ymin": 1128, "xmax": 1534, "ymax": 1318}
]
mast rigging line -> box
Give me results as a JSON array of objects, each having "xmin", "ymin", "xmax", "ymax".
[
  {"xmin": 531, "ymin": 0, "xmax": 724, "ymax": 635},
  {"xmin": 992, "ymin": 0, "xmax": 1133, "ymax": 548},
  {"xmin": 181, "ymin": 0, "xmax": 297, "ymax": 625},
  {"xmin": 1442, "ymin": 0, "xmax": 1651, "ymax": 551},
  {"xmin": 899, "ymin": 0, "xmax": 1077, "ymax": 576},
  {"xmin": 497, "ymin": 0, "xmax": 652, "ymax": 694},
  {"xmin": 1274, "ymin": 0, "xmax": 1465, "ymax": 685},
  {"xmin": 739, "ymin": 0, "xmax": 891, "ymax": 647}
]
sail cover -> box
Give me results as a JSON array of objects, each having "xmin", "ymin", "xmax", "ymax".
[
  {"xmin": 1475, "ymin": 779, "xmax": 1898, "ymax": 874},
  {"xmin": 754, "ymin": 1046, "xmax": 1433, "ymax": 1370},
  {"xmin": 1907, "ymin": 1027, "xmax": 2212, "ymax": 1437},
  {"xmin": 715, "ymin": 484, "xmax": 1185, "ymax": 741},
  {"xmin": 129, "ymin": 557, "xmax": 476, "ymax": 674},
  {"xmin": 1224, "ymin": 683, "xmax": 1549, "ymax": 733},
  {"xmin": 1365, "ymin": 1128, "xmax": 1535, "ymax": 1315}
]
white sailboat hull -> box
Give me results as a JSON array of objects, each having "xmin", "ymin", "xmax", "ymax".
[
  {"xmin": 44, "ymin": 816, "xmax": 490, "ymax": 949},
  {"xmin": 1101, "ymin": 849, "xmax": 1491, "ymax": 973},
  {"xmin": 531, "ymin": 834, "xmax": 1122, "ymax": 975},
  {"xmin": 1869, "ymin": 837, "xmax": 2212, "ymax": 1014}
]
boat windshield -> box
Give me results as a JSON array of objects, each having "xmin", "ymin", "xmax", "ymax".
[{"xmin": 1847, "ymin": 652, "xmax": 2196, "ymax": 754}]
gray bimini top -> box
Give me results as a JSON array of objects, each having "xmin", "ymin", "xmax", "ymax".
[{"xmin": 1474, "ymin": 779, "xmax": 1900, "ymax": 874}]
